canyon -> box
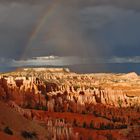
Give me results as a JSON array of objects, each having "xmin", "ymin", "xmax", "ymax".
[{"xmin": 0, "ymin": 68, "xmax": 140, "ymax": 140}]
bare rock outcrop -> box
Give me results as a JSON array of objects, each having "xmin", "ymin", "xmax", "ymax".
[{"xmin": 120, "ymin": 72, "xmax": 138, "ymax": 79}]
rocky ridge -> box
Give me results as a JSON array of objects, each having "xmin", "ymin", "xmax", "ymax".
[{"xmin": 0, "ymin": 68, "xmax": 140, "ymax": 140}]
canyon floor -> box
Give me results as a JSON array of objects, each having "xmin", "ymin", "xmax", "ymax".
[{"xmin": 0, "ymin": 68, "xmax": 140, "ymax": 140}]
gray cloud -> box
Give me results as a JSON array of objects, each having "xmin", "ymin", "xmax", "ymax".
[
  {"xmin": 79, "ymin": 5, "xmax": 140, "ymax": 57},
  {"xmin": 2, "ymin": 55, "xmax": 140, "ymax": 69},
  {"xmin": 0, "ymin": 0, "xmax": 140, "ymax": 72},
  {"xmin": 100, "ymin": 56, "xmax": 140, "ymax": 64},
  {"xmin": 0, "ymin": 3, "xmax": 45, "ymax": 59},
  {"xmin": 0, "ymin": 56, "xmax": 86, "ymax": 67},
  {"xmin": 1, "ymin": 0, "xmax": 140, "ymax": 9}
]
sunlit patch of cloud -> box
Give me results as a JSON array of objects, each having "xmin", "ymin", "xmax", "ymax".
[{"xmin": 10, "ymin": 56, "xmax": 87, "ymax": 67}]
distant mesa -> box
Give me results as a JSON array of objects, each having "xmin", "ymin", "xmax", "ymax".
[
  {"xmin": 120, "ymin": 72, "xmax": 138, "ymax": 79},
  {"xmin": 23, "ymin": 67, "xmax": 70, "ymax": 73}
]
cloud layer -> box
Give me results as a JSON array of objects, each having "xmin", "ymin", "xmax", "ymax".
[
  {"xmin": 1, "ymin": 55, "xmax": 140, "ymax": 69},
  {"xmin": 0, "ymin": 0, "xmax": 140, "ymax": 72}
]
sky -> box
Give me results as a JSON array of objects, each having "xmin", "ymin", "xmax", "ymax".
[{"xmin": 0, "ymin": 0, "xmax": 140, "ymax": 73}]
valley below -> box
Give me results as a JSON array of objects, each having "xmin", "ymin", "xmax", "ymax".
[{"xmin": 0, "ymin": 68, "xmax": 140, "ymax": 140}]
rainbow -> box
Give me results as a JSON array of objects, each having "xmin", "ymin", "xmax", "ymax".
[{"xmin": 21, "ymin": 0, "xmax": 60, "ymax": 59}]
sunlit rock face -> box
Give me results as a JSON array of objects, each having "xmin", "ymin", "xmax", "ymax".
[
  {"xmin": 0, "ymin": 69, "xmax": 140, "ymax": 140},
  {"xmin": 120, "ymin": 72, "xmax": 138, "ymax": 79},
  {"xmin": 0, "ymin": 69, "xmax": 140, "ymax": 108}
]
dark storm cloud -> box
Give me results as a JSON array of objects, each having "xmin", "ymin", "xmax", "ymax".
[
  {"xmin": 79, "ymin": 5, "xmax": 140, "ymax": 57},
  {"xmin": 3, "ymin": 0, "xmax": 140, "ymax": 10},
  {"xmin": 0, "ymin": 3, "xmax": 44, "ymax": 59},
  {"xmin": 0, "ymin": 0, "xmax": 140, "ymax": 71}
]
